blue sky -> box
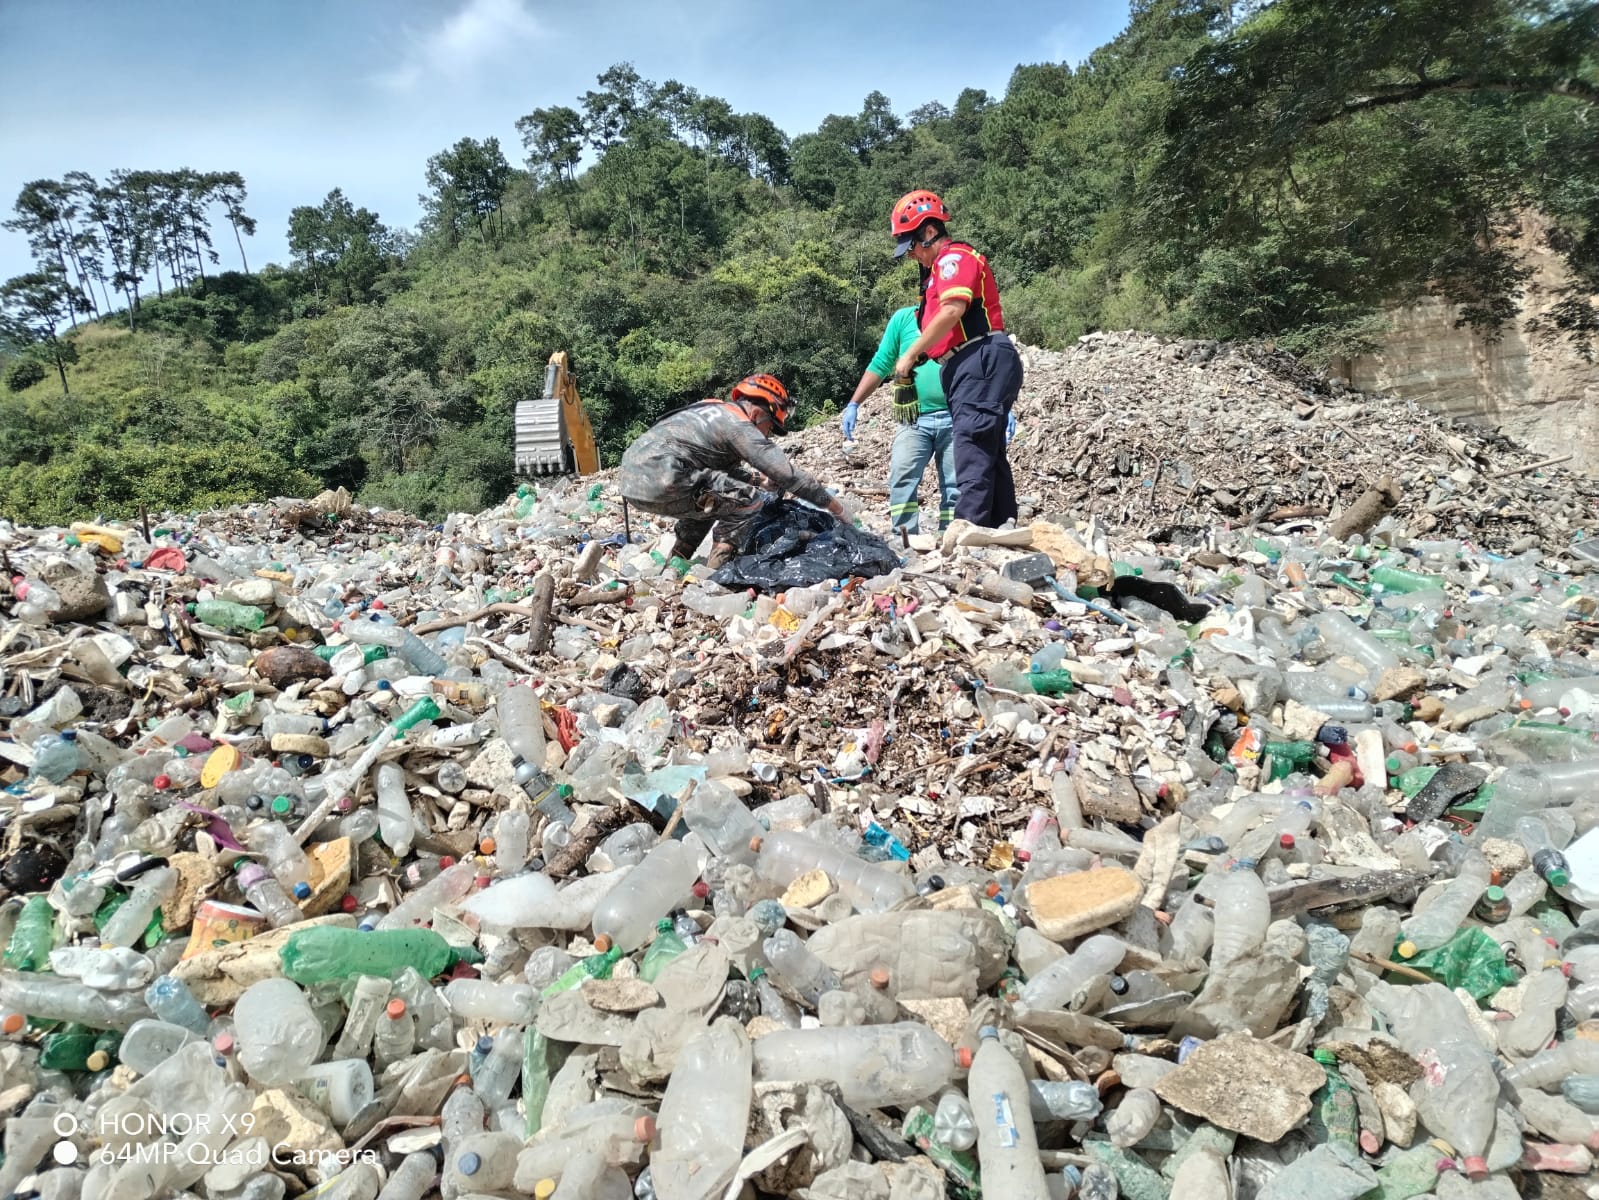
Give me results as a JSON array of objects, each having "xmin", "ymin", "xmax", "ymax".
[{"xmin": 0, "ymin": 0, "xmax": 1133, "ymax": 283}]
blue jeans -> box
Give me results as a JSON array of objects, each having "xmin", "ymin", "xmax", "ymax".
[{"xmin": 888, "ymin": 409, "xmax": 960, "ymax": 534}]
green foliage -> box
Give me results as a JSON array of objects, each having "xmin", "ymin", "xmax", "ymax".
[
  {"xmin": 5, "ymin": 357, "xmax": 46, "ymax": 392},
  {"xmin": 2, "ymin": 8, "xmax": 1594, "ymax": 525}
]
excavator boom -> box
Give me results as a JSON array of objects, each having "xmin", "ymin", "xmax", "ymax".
[{"xmin": 513, "ymin": 351, "xmax": 600, "ymax": 477}]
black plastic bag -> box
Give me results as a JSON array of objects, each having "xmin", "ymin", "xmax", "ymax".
[{"xmin": 711, "ymin": 499, "xmax": 899, "ymax": 592}]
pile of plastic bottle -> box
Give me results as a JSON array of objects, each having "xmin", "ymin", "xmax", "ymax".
[{"xmin": 3, "ymin": 486, "xmax": 1599, "ymax": 1200}]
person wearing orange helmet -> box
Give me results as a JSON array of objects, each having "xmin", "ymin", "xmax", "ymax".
[
  {"xmin": 619, "ymin": 374, "xmax": 852, "ymax": 568},
  {"xmin": 887, "ymin": 189, "xmax": 1022, "ymax": 528}
]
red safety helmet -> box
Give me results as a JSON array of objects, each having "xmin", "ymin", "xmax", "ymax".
[
  {"xmin": 890, "ymin": 189, "xmax": 949, "ymax": 251},
  {"xmin": 730, "ymin": 373, "xmax": 795, "ymax": 433}
]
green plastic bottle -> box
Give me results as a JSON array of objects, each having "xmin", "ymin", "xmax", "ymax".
[
  {"xmin": 4, "ymin": 895, "xmax": 56, "ymax": 971},
  {"xmin": 639, "ymin": 919, "xmax": 687, "ymax": 984},
  {"xmin": 1366, "ymin": 1143, "xmax": 1443, "ymax": 1199},
  {"xmin": 39, "ymin": 1025, "xmax": 120, "ymax": 1071},
  {"xmin": 523, "ymin": 1028, "xmax": 553, "ymax": 1138},
  {"xmin": 390, "ymin": 696, "xmax": 441, "ymax": 736},
  {"xmin": 1264, "ymin": 741, "xmax": 1318, "ymax": 782},
  {"xmin": 1026, "ymin": 670, "xmax": 1075, "ymax": 697},
  {"xmin": 189, "ymin": 599, "xmax": 267, "ymax": 632},
  {"xmin": 312, "ymin": 643, "xmax": 388, "ymax": 664},
  {"xmin": 1369, "ymin": 565, "xmax": 1435, "ymax": 594},
  {"xmin": 1308, "ymin": 1048, "xmax": 1360, "ymax": 1150},
  {"xmin": 515, "ymin": 485, "xmax": 537, "ymax": 519},
  {"xmin": 542, "ymin": 945, "xmax": 623, "ymax": 997},
  {"xmin": 901, "ymin": 1107, "xmax": 980, "ymax": 1197},
  {"xmin": 1330, "ymin": 572, "xmax": 1372, "ymax": 596},
  {"xmin": 279, "ymin": 927, "xmax": 480, "ymax": 985}
]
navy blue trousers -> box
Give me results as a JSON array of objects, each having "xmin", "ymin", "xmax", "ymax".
[{"xmin": 941, "ymin": 335, "xmax": 1022, "ymax": 528}]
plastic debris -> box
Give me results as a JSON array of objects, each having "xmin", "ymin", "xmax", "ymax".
[{"xmin": 4, "ymin": 333, "xmax": 1599, "ymax": 1198}]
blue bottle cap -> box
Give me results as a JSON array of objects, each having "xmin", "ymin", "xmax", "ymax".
[
  {"xmin": 292, "ymin": 882, "xmax": 312, "ymax": 900},
  {"xmin": 978, "ymin": 1025, "xmax": 999, "ymax": 1041},
  {"xmin": 476, "ymin": 1035, "xmax": 494, "ymax": 1053},
  {"xmin": 458, "ymin": 1151, "xmax": 481, "ymax": 1175}
]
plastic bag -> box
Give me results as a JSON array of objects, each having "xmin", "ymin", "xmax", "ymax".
[
  {"xmin": 1401, "ymin": 927, "xmax": 1519, "ymax": 1001},
  {"xmin": 711, "ymin": 499, "xmax": 898, "ymax": 592}
]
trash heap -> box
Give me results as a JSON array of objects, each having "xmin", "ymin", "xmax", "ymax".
[
  {"xmin": 814, "ymin": 331, "xmax": 1599, "ymax": 552},
  {"xmin": 2, "ymin": 369, "xmax": 1599, "ymax": 1199}
]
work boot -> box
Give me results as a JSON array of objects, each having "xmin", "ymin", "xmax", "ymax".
[{"xmin": 705, "ymin": 542, "xmax": 737, "ymax": 570}]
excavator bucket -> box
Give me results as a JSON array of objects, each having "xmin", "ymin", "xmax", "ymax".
[{"xmin": 513, "ymin": 351, "xmax": 600, "ymax": 477}]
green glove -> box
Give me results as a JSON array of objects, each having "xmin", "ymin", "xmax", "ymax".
[{"xmin": 892, "ymin": 376, "xmax": 919, "ymax": 425}]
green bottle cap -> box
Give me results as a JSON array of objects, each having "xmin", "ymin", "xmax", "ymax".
[
  {"xmin": 1312, "ymin": 1047, "xmax": 1338, "ymax": 1066},
  {"xmin": 1548, "ymin": 866, "xmax": 1570, "ymax": 888},
  {"xmin": 271, "ymin": 795, "xmax": 294, "ymax": 817},
  {"xmin": 656, "ymin": 918, "xmax": 673, "ymax": 932}
]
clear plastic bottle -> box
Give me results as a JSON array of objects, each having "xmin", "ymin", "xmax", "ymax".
[
  {"xmin": 375, "ymin": 763, "xmax": 417, "ymax": 857},
  {"xmin": 1029, "ymin": 1080, "xmax": 1103, "ymax": 1122},
  {"xmin": 462, "ymin": 873, "xmax": 558, "ymax": 930},
  {"xmin": 497, "ymin": 682, "xmax": 547, "ymax": 767},
  {"xmin": 471, "ymin": 1029, "xmax": 524, "ymax": 1107},
  {"xmin": 1312, "ymin": 609, "xmax": 1401, "ymax": 675},
  {"xmin": 1367, "ymin": 982, "xmax": 1498, "ymax": 1179},
  {"xmin": 27, "ymin": 731, "xmax": 82, "ymax": 784},
  {"xmin": 0, "ymin": 969, "xmax": 150, "ymax": 1030},
  {"xmin": 144, "ymin": 975, "xmax": 210, "ymax": 1035},
  {"xmin": 752, "ymin": 1022, "xmax": 955, "ymax": 1108},
  {"xmin": 1500, "ymin": 968, "xmax": 1567, "ymax": 1058},
  {"xmin": 443, "ymin": 978, "xmax": 538, "ymax": 1024},
  {"xmin": 1105, "ymin": 1088, "xmax": 1162, "ymax": 1149},
  {"xmin": 1207, "ymin": 866, "xmax": 1271, "ymax": 968},
  {"xmin": 372, "ymin": 998, "xmax": 413, "ymax": 1072},
  {"xmin": 653, "ymin": 1018, "xmax": 752, "ymax": 1200},
  {"xmin": 493, "ymin": 810, "xmax": 531, "ymax": 876},
  {"xmin": 1503, "ymin": 1039, "xmax": 1599, "ymax": 1090},
  {"xmin": 749, "ymin": 967, "xmax": 801, "ymax": 1028},
  {"xmin": 1018, "ymin": 936, "xmax": 1126, "ymax": 1012},
  {"xmin": 377, "ymin": 859, "xmax": 478, "ymax": 930},
  {"xmin": 443, "ymin": 1131, "xmax": 522, "ymax": 1196},
  {"xmin": 748, "ymin": 830, "xmax": 913, "ymax": 913},
  {"xmin": 333, "ymin": 975, "xmax": 392, "ymax": 1060},
  {"xmin": 294, "ymin": 1057, "xmax": 374, "ymax": 1125},
  {"xmin": 191, "ymin": 598, "xmax": 267, "ymax": 632},
  {"xmin": 1516, "ymin": 815, "xmax": 1573, "ymax": 889},
  {"xmin": 762, "ymin": 928, "xmax": 840, "ymax": 1006},
  {"xmin": 343, "ymin": 619, "xmax": 448, "ymax": 676},
  {"xmin": 681, "ymin": 779, "xmax": 762, "ymax": 859},
  {"xmin": 934, "ymin": 1091, "xmax": 978, "ymax": 1150},
  {"xmin": 101, "ymin": 867, "xmax": 178, "ymax": 948},
  {"xmin": 233, "ymin": 977, "xmax": 325, "ymax": 1086},
  {"xmin": 118, "ymin": 1018, "xmax": 201, "ymax": 1074},
  {"xmin": 237, "ymin": 863, "xmax": 304, "ymax": 929},
  {"xmin": 244, "ymin": 822, "xmax": 314, "ymax": 897},
  {"xmin": 803, "ymin": 909, "xmax": 995, "ymax": 1001},
  {"xmin": 590, "ymin": 839, "xmax": 699, "ymax": 952},
  {"xmin": 966, "ymin": 1027, "xmax": 1050, "ymax": 1199},
  {"xmin": 376, "ymin": 1150, "xmax": 438, "ymax": 1200},
  {"xmin": 1399, "ymin": 848, "xmax": 1490, "ymax": 951}
]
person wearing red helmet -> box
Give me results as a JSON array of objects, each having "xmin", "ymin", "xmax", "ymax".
[
  {"xmin": 619, "ymin": 374, "xmax": 851, "ymax": 568},
  {"xmin": 888, "ymin": 189, "xmax": 1022, "ymax": 528}
]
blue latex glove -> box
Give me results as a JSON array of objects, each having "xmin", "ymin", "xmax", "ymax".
[
  {"xmin": 841, "ymin": 402, "xmax": 859, "ymax": 440},
  {"xmin": 1006, "ymin": 411, "xmax": 1017, "ymax": 443}
]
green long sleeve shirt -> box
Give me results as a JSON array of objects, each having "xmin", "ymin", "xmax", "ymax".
[{"xmin": 866, "ymin": 306, "xmax": 947, "ymax": 415}]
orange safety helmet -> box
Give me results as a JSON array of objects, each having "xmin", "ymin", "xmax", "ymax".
[
  {"xmin": 890, "ymin": 189, "xmax": 949, "ymax": 247},
  {"xmin": 730, "ymin": 373, "xmax": 795, "ymax": 433}
]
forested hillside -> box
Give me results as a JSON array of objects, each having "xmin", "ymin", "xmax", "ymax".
[{"xmin": 1, "ymin": 0, "xmax": 1594, "ymax": 523}]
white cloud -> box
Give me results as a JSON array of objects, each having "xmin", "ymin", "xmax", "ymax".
[{"xmin": 375, "ymin": 0, "xmax": 542, "ymax": 90}]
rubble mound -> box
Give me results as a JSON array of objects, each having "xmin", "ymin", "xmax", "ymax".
[{"xmin": 794, "ymin": 331, "xmax": 1599, "ymax": 554}]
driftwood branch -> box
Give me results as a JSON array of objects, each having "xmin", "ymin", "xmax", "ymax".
[
  {"xmin": 411, "ymin": 603, "xmax": 536, "ymax": 635},
  {"xmin": 527, "ymin": 572, "xmax": 556, "ymax": 657}
]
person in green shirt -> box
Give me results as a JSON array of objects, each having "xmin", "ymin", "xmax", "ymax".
[{"xmin": 840, "ymin": 305, "xmax": 963, "ymax": 534}]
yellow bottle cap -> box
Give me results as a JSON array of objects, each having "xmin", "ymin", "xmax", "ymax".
[{"xmin": 200, "ymin": 744, "xmax": 243, "ymax": 788}]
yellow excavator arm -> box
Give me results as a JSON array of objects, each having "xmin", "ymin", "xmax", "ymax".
[{"xmin": 513, "ymin": 351, "xmax": 600, "ymax": 476}]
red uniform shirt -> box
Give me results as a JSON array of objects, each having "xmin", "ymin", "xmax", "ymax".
[{"xmin": 918, "ymin": 241, "xmax": 1005, "ymax": 360}]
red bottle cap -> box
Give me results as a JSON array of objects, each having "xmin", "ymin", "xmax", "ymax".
[
  {"xmin": 213, "ymin": 1033, "xmax": 236, "ymax": 1056},
  {"xmin": 340, "ymin": 894, "xmax": 359, "ymax": 913},
  {"xmin": 1359, "ymin": 1129, "xmax": 1380, "ymax": 1154},
  {"xmin": 1279, "ymin": 833, "xmax": 1296, "ymax": 849},
  {"xmin": 152, "ymin": 774, "xmax": 171, "ymax": 790},
  {"xmin": 870, "ymin": 967, "xmax": 891, "ymax": 990},
  {"xmin": 1462, "ymin": 1156, "xmax": 1489, "ymax": 1181},
  {"xmin": 439, "ymin": 856, "xmax": 456, "ymax": 869},
  {"xmin": 1, "ymin": 1014, "xmax": 24, "ymax": 1035},
  {"xmin": 634, "ymin": 1115, "xmax": 657, "ymax": 1143},
  {"xmin": 692, "ymin": 881, "xmax": 710, "ymax": 900},
  {"xmin": 386, "ymin": 999, "xmax": 407, "ymax": 1019},
  {"xmin": 957, "ymin": 1046, "xmax": 974, "ymax": 1069},
  {"xmin": 593, "ymin": 935, "xmax": 613, "ymax": 953}
]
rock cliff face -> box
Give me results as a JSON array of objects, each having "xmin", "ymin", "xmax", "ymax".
[{"xmin": 1339, "ymin": 214, "xmax": 1599, "ymax": 472}]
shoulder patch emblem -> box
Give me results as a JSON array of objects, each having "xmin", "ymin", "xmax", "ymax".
[{"xmin": 937, "ymin": 253, "xmax": 961, "ymax": 280}]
